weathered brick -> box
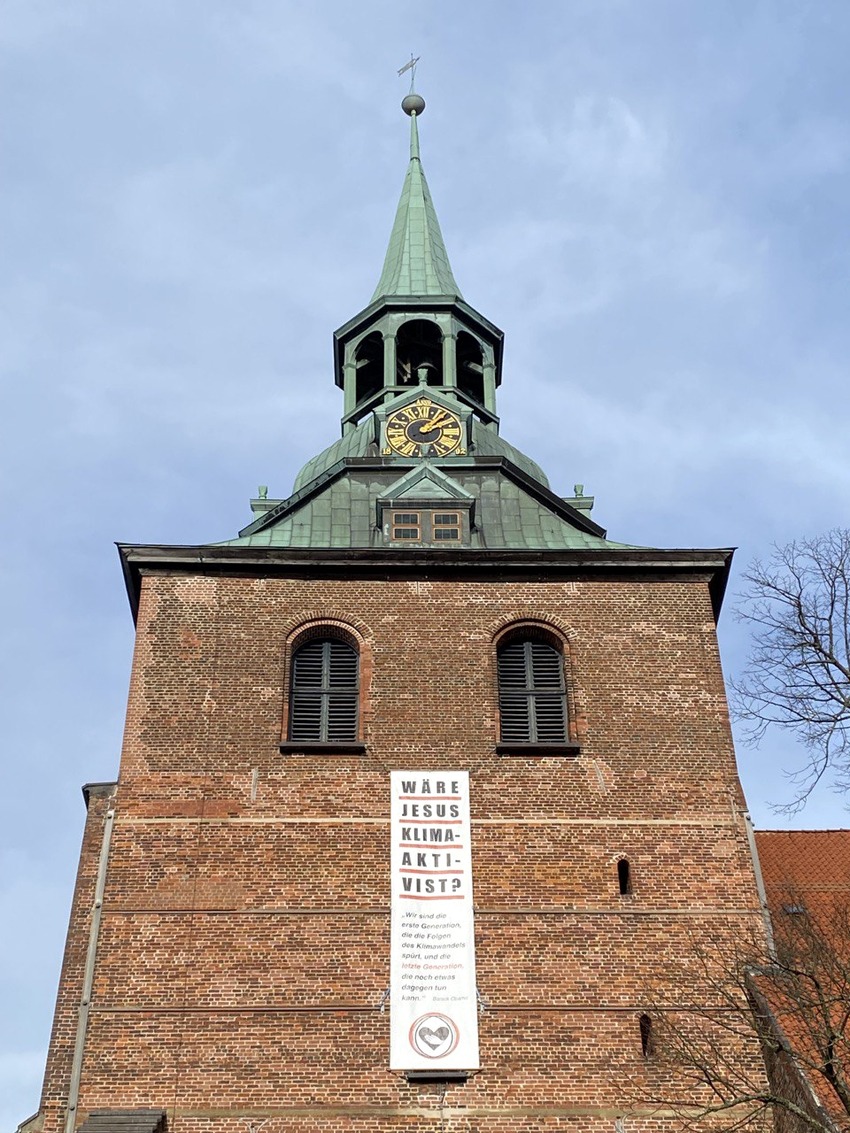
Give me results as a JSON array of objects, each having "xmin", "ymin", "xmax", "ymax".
[{"xmin": 32, "ymin": 569, "xmax": 767, "ymax": 1132}]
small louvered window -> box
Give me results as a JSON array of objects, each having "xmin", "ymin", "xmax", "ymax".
[
  {"xmin": 497, "ymin": 639, "xmax": 567, "ymax": 743},
  {"xmin": 289, "ymin": 639, "xmax": 359, "ymax": 742}
]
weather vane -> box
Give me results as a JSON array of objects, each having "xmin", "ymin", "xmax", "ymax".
[{"xmin": 397, "ymin": 54, "xmax": 420, "ymax": 93}]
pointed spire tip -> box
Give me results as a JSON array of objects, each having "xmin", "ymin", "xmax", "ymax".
[{"xmin": 369, "ymin": 83, "xmax": 462, "ymax": 302}]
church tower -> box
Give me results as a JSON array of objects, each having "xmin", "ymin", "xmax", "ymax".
[{"xmin": 26, "ymin": 90, "xmax": 768, "ymax": 1133}]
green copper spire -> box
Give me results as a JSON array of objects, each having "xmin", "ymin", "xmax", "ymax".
[{"xmin": 371, "ymin": 94, "xmax": 463, "ymax": 302}]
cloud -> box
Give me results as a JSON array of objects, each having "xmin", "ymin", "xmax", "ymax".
[
  {"xmin": 509, "ymin": 93, "xmax": 669, "ymax": 194},
  {"xmin": 0, "ymin": 0, "xmax": 85, "ymax": 49}
]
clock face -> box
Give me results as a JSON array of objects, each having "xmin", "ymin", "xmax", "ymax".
[{"xmin": 385, "ymin": 398, "xmax": 463, "ymax": 458}]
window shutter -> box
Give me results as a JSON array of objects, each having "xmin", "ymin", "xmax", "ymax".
[
  {"xmin": 325, "ymin": 642, "xmax": 358, "ymax": 740},
  {"xmin": 498, "ymin": 639, "xmax": 567, "ymax": 743},
  {"xmin": 290, "ymin": 639, "xmax": 359, "ymax": 742},
  {"xmin": 497, "ymin": 641, "xmax": 532, "ymax": 741}
]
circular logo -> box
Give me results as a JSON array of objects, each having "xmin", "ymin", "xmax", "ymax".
[{"xmin": 409, "ymin": 1012, "xmax": 460, "ymax": 1059}]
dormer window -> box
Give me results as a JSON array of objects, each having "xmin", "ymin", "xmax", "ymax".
[
  {"xmin": 378, "ymin": 465, "xmax": 475, "ymax": 548},
  {"xmin": 387, "ymin": 509, "xmax": 463, "ymax": 544}
]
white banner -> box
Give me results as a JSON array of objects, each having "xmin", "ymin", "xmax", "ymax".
[{"xmin": 389, "ymin": 770, "xmax": 479, "ymax": 1071}]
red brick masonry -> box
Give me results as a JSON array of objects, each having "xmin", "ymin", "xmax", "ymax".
[{"xmin": 37, "ymin": 569, "xmax": 767, "ymax": 1133}]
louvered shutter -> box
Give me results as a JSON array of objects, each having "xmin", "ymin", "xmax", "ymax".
[
  {"xmin": 289, "ymin": 639, "xmax": 359, "ymax": 741},
  {"xmin": 497, "ymin": 639, "xmax": 567, "ymax": 743},
  {"xmin": 497, "ymin": 641, "xmax": 532, "ymax": 742},
  {"xmin": 325, "ymin": 641, "xmax": 358, "ymax": 740}
]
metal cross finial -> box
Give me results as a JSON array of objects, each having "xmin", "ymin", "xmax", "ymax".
[{"xmin": 397, "ymin": 54, "xmax": 420, "ymax": 93}]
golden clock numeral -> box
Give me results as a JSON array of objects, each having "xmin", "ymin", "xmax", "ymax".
[
  {"xmin": 442, "ymin": 426, "xmax": 460, "ymax": 438},
  {"xmin": 398, "ymin": 440, "xmax": 418, "ymax": 456}
]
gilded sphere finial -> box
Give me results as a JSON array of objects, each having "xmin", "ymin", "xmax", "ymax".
[{"xmin": 402, "ymin": 92, "xmax": 426, "ymax": 116}]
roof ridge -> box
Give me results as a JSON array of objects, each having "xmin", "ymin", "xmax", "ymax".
[{"xmin": 757, "ymin": 829, "xmax": 850, "ymax": 835}]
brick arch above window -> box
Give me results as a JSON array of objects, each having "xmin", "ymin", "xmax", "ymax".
[
  {"xmin": 493, "ymin": 619, "xmax": 583, "ymax": 757},
  {"xmin": 287, "ymin": 621, "xmax": 361, "ymax": 654},
  {"xmin": 281, "ymin": 611, "xmax": 374, "ymax": 646},
  {"xmin": 488, "ymin": 610, "xmax": 579, "ymax": 645}
]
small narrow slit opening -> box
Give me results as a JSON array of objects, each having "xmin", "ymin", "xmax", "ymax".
[
  {"xmin": 617, "ymin": 858, "xmax": 632, "ymax": 896},
  {"xmin": 639, "ymin": 1013, "xmax": 653, "ymax": 1057}
]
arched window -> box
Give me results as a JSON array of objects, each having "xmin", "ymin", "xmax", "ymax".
[
  {"xmin": 396, "ymin": 319, "xmax": 442, "ymax": 386},
  {"xmin": 456, "ymin": 330, "xmax": 485, "ymax": 405},
  {"xmin": 497, "ymin": 637, "xmax": 567, "ymax": 743},
  {"xmin": 354, "ymin": 331, "xmax": 384, "ymax": 408},
  {"xmin": 288, "ymin": 638, "xmax": 359, "ymax": 742}
]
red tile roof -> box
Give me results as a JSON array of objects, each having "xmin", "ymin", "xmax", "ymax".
[
  {"xmin": 754, "ymin": 831, "xmax": 850, "ymax": 1126},
  {"xmin": 756, "ymin": 830, "xmax": 850, "ymax": 925},
  {"xmin": 757, "ymin": 830, "xmax": 850, "ymax": 889}
]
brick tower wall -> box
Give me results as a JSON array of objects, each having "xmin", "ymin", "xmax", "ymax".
[
  {"xmin": 39, "ymin": 568, "xmax": 766, "ymax": 1133},
  {"xmin": 37, "ymin": 783, "xmax": 117, "ymax": 1133}
]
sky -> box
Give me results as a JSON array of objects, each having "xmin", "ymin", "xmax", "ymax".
[{"xmin": 2, "ymin": 0, "xmax": 850, "ymax": 1124}]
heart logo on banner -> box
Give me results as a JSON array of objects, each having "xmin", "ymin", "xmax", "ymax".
[
  {"xmin": 418, "ymin": 1025, "xmax": 450, "ymax": 1049},
  {"xmin": 410, "ymin": 1013, "xmax": 460, "ymax": 1059}
]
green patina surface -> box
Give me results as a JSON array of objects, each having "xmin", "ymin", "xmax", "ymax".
[
  {"xmin": 371, "ymin": 113, "xmax": 461, "ymax": 302},
  {"xmin": 293, "ymin": 418, "xmax": 550, "ymax": 493},
  {"xmin": 210, "ymin": 100, "xmax": 645, "ymax": 558},
  {"xmin": 293, "ymin": 421, "xmax": 375, "ymax": 490},
  {"xmin": 218, "ymin": 464, "xmax": 634, "ymax": 552}
]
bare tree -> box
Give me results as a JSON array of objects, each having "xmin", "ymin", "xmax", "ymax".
[
  {"xmin": 732, "ymin": 530, "xmax": 850, "ymax": 809},
  {"xmin": 635, "ymin": 901, "xmax": 850, "ymax": 1133}
]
